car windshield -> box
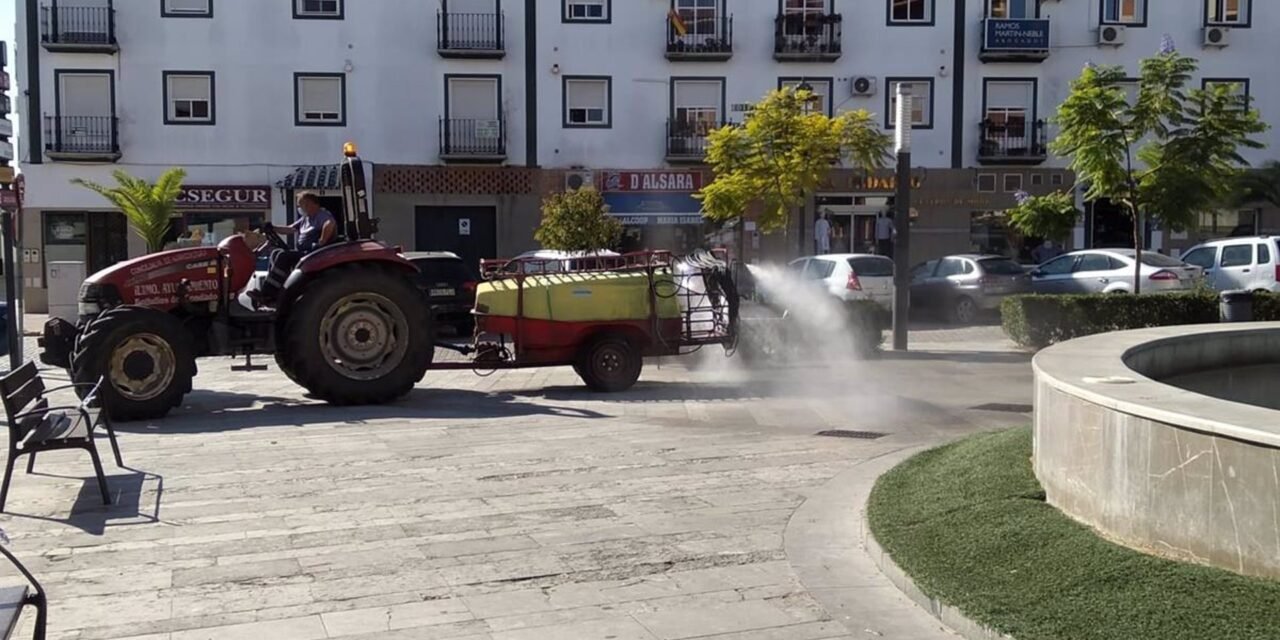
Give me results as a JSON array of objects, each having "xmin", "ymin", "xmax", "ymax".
[
  {"xmin": 1139, "ymin": 252, "xmax": 1186, "ymax": 267},
  {"xmin": 977, "ymin": 258, "xmax": 1025, "ymax": 275}
]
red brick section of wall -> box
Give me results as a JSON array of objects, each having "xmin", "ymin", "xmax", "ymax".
[{"xmin": 375, "ymin": 165, "xmax": 544, "ymax": 195}]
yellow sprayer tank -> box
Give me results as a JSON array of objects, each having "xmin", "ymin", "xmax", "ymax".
[{"xmin": 476, "ymin": 271, "xmax": 682, "ymax": 322}]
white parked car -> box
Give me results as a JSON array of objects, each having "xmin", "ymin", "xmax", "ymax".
[
  {"xmin": 786, "ymin": 254, "xmax": 895, "ymax": 311},
  {"xmin": 1179, "ymin": 236, "xmax": 1280, "ymax": 292},
  {"xmin": 1029, "ymin": 249, "xmax": 1202, "ymax": 294}
]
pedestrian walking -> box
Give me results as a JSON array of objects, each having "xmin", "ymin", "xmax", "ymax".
[
  {"xmin": 876, "ymin": 212, "xmax": 895, "ymax": 258},
  {"xmin": 814, "ymin": 212, "xmax": 832, "ymax": 255}
]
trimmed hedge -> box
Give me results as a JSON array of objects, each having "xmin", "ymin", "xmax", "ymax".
[{"xmin": 1001, "ymin": 291, "xmax": 1280, "ymax": 350}]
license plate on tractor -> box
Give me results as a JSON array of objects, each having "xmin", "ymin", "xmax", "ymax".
[{"xmin": 429, "ymin": 288, "xmax": 455, "ymax": 297}]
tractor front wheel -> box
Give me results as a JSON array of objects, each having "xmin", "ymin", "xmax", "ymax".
[
  {"xmin": 576, "ymin": 335, "xmax": 642, "ymax": 393},
  {"xmin": 71, "ymin": 306, "xmax": 197, "ymax": 421},
  {"xmin": 280, "ymin": 264, "xmax": 433, "ymax": 405}
]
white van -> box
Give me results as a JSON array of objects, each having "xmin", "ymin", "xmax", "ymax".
[{"xmin": 1180, "ymin": 236, "xmax": 1280, "ymax": 292}]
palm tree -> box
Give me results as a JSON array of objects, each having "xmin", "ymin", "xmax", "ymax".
[
  {"xmin": 1233, "ymin": 160, "xmax": 1280, "ymax": 209},
  {"xmin": 72, "ymin": 168, "xmax": 188, "ymax": 253}
]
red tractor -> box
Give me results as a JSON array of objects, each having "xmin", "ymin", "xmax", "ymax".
[{"xmin": 38, "ymin": 144, "xmax": 435, "ymax": 421}]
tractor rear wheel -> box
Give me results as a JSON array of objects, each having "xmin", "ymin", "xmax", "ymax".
[
  {"xmin": 576, "ymin": 334, "xmax": 642, "ymax": 392},
  {"xmin": 71, "ymin": 306, "xmax": 196, "ymax": 421},
  {"xmin": 280, "ymin": 264, "xmax": 432, "ymax": 405}
]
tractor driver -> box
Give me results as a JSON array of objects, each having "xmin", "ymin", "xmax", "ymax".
[
  {"xmin": 250, "ymin": 193, "xmax": 337, "ymax": 306},
  {"xmin": 276, "ymin": 192, "xmax": 337, "ymax": 253}
]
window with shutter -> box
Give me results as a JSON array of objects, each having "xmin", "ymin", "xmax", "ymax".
[{"xmin": 296, "ymin": 74, "xmax": 345, "ymax": 125}]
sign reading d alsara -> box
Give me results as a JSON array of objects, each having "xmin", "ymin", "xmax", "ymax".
[
  {"xmin": 177, "ymin": 186, "xmax": 271, "ymax": 210},
  {"xmin": 985, "ymin": 18, "xmax": 1050, "ymax": 51}
]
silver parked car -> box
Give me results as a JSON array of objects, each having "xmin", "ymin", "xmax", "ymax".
[
  {"xmin": 909, "ymin": 254, "xmax": 1031, "ymax": 324},
  {"xmin": 1030, "ymin": 249, "xmax": 1202, "ymax": 295}
]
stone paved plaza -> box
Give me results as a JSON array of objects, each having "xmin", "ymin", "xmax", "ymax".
[{"xmin": 1, "ymin": 325, "xmax": 1030, "ymax": 639}]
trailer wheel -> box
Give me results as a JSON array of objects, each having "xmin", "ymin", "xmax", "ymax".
[
  {"xmin": 576, "ymin": 335, "xmax": 642, "ymax": 393},
  {"xmin": 71, "ymin": 306, "xmax": 196, "ymax": 421},
  {"xmin": 280, "ymin": 264, "xmax": 433, "ymax": 405}
]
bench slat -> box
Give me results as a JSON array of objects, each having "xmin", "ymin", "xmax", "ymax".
[
  {"xmin": 0, "ymin": 585, "xmax": 29, "ymax": 639},
  {"xmin": 25, "ymin": 413, "xmax": 88, "ymax": 445}
]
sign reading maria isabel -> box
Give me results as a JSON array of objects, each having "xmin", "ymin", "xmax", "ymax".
[{"xmin": 985, "ymin": 18, "xmax": 1050, "ymax": 51}]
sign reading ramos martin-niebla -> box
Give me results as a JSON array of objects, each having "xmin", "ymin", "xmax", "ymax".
[{"xmin": 985, "ymin": 18, "xmax": 1050, "ymax": 51}]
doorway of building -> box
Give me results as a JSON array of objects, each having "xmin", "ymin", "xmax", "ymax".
[
  {"xmin": 414, "ymin": 206, "xmax": 498, "ymax": 270},
  {"xmin": 817, "ymin": 195, "xmax": 890, "ymax": 255},
  {"xmin": 1089, "ymin": 199, "xmax": 1135, "ymax": 249},
  {"xmin": 86, "ymin": 212, "xmax": 127, "ymax": 274}
]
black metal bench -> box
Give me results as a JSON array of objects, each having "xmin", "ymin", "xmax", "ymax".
[
  {"xmin": 0, "ymin": 538, "xmax": 46, "ymax": 640},
  {"xmin": 0, "ymin": 362, "xmax": 124, "ymax": 512}
]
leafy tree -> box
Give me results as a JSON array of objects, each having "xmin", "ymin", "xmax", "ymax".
[
  {"xmin": 697, "ymin": 87, "xmax": 892, "ymax": 234},
  {"xmin": 534, "ymin": 186, "xmax": 623, "ymax": 252},
  {"xmin": 1232, "ymin": 160, "xmax": 1280, "ymax": 208},
  {"xmin": 1007, "ymin": 190, "xmax": 1080, "ymax": 243},
  {"xmin": 72, "ymin": 168, "xmax": 188, "ymax": 253},
  {"xmin": 1050, "ymin": 48, "xmax": 1265, "ymax": 291}
]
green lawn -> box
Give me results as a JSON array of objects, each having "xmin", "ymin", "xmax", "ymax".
[{"xmin": 867, "ymin": 427, "xmax": 1280, "ymax": 640}]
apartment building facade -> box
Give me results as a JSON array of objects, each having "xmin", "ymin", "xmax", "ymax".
[{"xmin": 13, "ymin": 0, "xmax": 1280, "ymax": 311}]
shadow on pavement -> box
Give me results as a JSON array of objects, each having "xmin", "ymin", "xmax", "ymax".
[
  {"xmin": 114, "ymin": 388, "xmax": 610, "ymax": 434},
  {"xmin": 522, "ymin": 381, "xmax": 774, "ymax": 404},
  {"xmin": 8, "ymin": 467, "xmax": 163, "ymax": 536}
]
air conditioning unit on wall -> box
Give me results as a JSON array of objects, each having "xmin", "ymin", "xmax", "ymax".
[
  {"xmin": 564, "ymin": 170, "xmax": 594, "ymax": 191},
  {"xmin": 850, "ymin": 76, "xmax": 877, "ymax": 97},
  {"xmin": 1203, "ymin": 26, "xmax": 1230, "ymax": 47},
  {"xmin": 1098, "ymin": 24, "xmax": 1125, "ymax": 46}
]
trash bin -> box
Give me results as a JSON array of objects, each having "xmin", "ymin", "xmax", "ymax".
[{"xmin": 1220, "ymin": 290, "xmax": 1254, "ymax": 323}]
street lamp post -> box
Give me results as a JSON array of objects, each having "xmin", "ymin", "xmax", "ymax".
[{"xmin": 892, "ymin": 84, "xmax": 912, "ymax": 351}]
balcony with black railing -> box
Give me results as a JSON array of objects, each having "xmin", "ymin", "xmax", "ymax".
[
  {"xmin": 44, "ymin": 115, "xmax": 121, "ymax": 161},
  {"xmin": 437, "ymin": 11, "xmax": 505, "ymax": 58},
  {"xmin": 41, "ymin": 3, "xmax": 118, "ymax": 53},
  {"xmin": 665, "ymin": 119, "xmax": 729, "ymax": 164},
  {"xmin": 666, "ymin": 15, "xmax": 733, "ymax": 61},
  {"xmin": 440, "ymin": 117, "xmax": 506, "ymax": 163},
  {"xmin": 774, "ymin": 13, "xmax": 841, "ymax": 62},
  {"xmin": 978, "ymin": 120, "xmax": 1048, "ymax": 165},
  {"xmin": 0, "ymin": 95, "xmax": 10, "ymax": 116}
]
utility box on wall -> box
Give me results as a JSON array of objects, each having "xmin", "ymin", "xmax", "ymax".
[{"xmin": 47, "ymin": 261, "xmax": 85, "ymax": 323}]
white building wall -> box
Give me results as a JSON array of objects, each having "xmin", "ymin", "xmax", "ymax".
[{"xmin": 538, "ymin": 0, "xmax": 956, "ymax": 169}]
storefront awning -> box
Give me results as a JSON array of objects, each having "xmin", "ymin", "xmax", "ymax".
[{"xmin": 276, "ymin": 165, "xmax": 341, "ymax": 191}]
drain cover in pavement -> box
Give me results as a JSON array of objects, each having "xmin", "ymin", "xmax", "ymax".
[
  {"xmin": 970, "ymin": 403, "xmax": 1034, "ymax": 413},
  {"xmin": 816, "ymin": 430, "xmax": 888, "ymax": 440}
]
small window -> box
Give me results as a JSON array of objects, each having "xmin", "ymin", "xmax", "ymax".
[
  {"xmin": 805, "ymin": 259, "xmax": 836, "ymax": 280},
  {"xmin": 1181, "ymin": 247, "xmax": 1217, "ymax": 269},
  {"xmin": 1074, "ymin": 254, "xmax": 1114, "ymax": 273},
  {"xmin": 780, "ymin": 79, "xmax": 833, "ymax": 117},
  {"xmin": 564, "ymin": 77, "xmax": 610, "ymax": 128},
  {"xmin": 1030, "ymin": 174, "xmax": 1044, "ymax": 186},
  {"xmin": 849, "ymin": 257, "xmax": 894, "ymax": 277},
  {"xmin": 889, "ymin": 0, "xmax": 932, "ymax": 24},
  {"xmin": 988, "ymin": 0, "xmax": 1036, "ymax": 18},
  {"xmin": 164, "ymin": 72, "xmax": 214, "ymax": 125},
  {"xmin": 1038, "ymin": 255, "xmax": 1076, "ymax": 275},
  {"xmin": 1003, "ymin": 174, "xmax": 1023, "ymax": 192},
  {"xmin": 912, "ymin": 260, "xmax": 938, "ymax": 281},
  {"xmin": 1101, "ymin": 0, "xmax": 1145, "ymax": 25},
  {"xmin": 1206, "ymin": 0, "xmax": 1250, "ymax": 26},
  {"xmin": 937, "ymin": 258, "xmax": 969, "ymax": 277},
  {"xmin": 1258, "ymin": 243, "xmax": 1271, "ymax": 265},
  {"xmin": 564, "ymin": 0, "xmax": 609, "ymax": 22},
  {"xmin": 1050, "ymin": 173, "xmax": 1064, "ymax": 186},
  {"xmin": 1203, "ymin": 79, "xmax": 1250, "ymax": 110},
  {"xmin": 886, "ymin": 79, "xmax": 933, "ymax": 129},
  {"xmin": 977, "ymin": 173, "xmax": 997, "ymax": 193},
  {"xmin": 163, "ymin": 0, "xmax": 211, "ymax": 17},
  {"xmin": 1221, "ymin": 244, "xmax": 1253, "ymax": 267},
  {"xmin": 295, "ymin": 74, "xmax": 345, "ymax": 126},
  {"xmin": 295, "ymin": 0, "xmax": 342, "ymax": 19}
]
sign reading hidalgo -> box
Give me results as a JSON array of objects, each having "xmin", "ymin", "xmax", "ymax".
[
  {"xmin": 176, "ymin": 186, "xmax": 271, "ymax": 210},
  {"xmin": 601, "ymin": 171, "xmax": 703, "ymax": 193}
]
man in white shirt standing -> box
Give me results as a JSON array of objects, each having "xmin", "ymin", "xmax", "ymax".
[
  {"xmin": 814, "ymin": 212, "xmax": 832, "ymax": 255},
  {"xmin": 876, "ymin": 211, "xmax": 896, "ymax": 258}
]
